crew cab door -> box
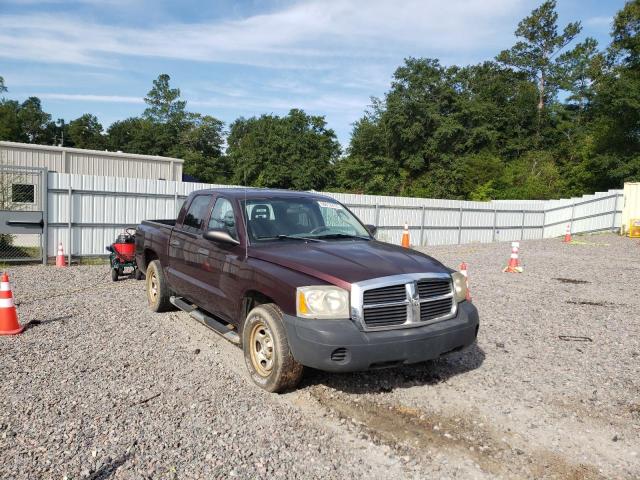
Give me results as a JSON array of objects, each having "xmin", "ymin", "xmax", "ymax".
[
  {"xmin": 166, "ymin": 193, "xmax": 214, "ymax": 302},
  {"xmin": 195, "ymin": 196, "xmax": 245, "ymax": 323}
]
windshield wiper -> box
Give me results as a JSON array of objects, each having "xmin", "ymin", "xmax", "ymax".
[
  {"xmin": 315, "ymin": 233, "xmax": 371, "ymax": 240},
  {"xmin": 277, "ymin": 235, "xmax": 324, "ymax": 242}
]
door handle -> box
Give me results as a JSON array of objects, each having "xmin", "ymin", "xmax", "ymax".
[
  {"xmin": 170, "ymin": 240, "xmax": 181, "ymax": 247},
  {"xmin": 197, "ymin": 248, "xmax": 209, "ymax": 255}
]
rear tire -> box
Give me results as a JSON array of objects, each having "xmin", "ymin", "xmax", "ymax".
[
  {"xmin": 111, "ymin": 268, "xmax": 119, "ymax": 282},
  {"xmin": 134, "ymin": 268, "xmax": 144, "ymax": 280},
  {"xmin": 145, "ymin": 260, "xmax": 172, "ymax": 312},
  {"xmin": 242, "ymin": 304, "xmax": 303, "ymax": 393}
]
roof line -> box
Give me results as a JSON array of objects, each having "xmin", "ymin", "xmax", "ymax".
[{"xmin": 0, "ymin": 141, "xmax": 184, "ymax": 164}]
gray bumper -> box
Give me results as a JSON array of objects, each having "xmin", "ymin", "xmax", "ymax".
[{"xmin": 282, "ymin": 301, "xmax": 479, "ymax": 372}]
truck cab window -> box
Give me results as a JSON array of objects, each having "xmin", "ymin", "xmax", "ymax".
[
  {"xmin": 208, "ymin": 198, "xmax": 238, "ymax": 240},
  {"xmin": 183, "ymin": 195, "xmax": 211, "ymax": 233}
]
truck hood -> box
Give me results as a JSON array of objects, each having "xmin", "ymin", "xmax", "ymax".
[{"xmin": 249, "ymin": 240, "xmax": 451, "ymax": 289}]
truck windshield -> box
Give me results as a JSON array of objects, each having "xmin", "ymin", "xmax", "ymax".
[{"xmin": 242, "ymin": 198, "xmax": 371, "ymax": 243}]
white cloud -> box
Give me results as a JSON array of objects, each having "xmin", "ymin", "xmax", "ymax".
[{"xmin": 0, "ymin": 0, "xmax": 523, "ymax": 69}]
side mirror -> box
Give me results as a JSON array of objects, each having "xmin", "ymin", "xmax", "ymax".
[
  {"xmin": 365, "ymin": 224, "xmax": 377, "ymax": 236},
  {"xmin": 203, "ymin": 229, "xmax": 240, "ymax": 245}
]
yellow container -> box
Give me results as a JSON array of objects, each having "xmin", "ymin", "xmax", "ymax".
[
  {"xmin": 622, "ymin": 182, "xmax": 640, "ymax": 235},
  {"xmin": 630, "ymin": 218, "xmax": 640, "ymax": 238}
]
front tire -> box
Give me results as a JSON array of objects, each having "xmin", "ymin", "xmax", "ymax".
[
  {"xmin": 111, "ymin": 268, "xmax": 119, "ymax": 282},
  {"xmin": 145, "ymin": 260, "xmax": 172, "ymax": 312},
  {"xmin": 242, "ymin": 304, "xmax": 303, "ymax": 393}
]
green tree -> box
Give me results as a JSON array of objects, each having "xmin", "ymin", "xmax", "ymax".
[
  {"xmin": 228, "ymin": 109, "xmax": 340, "ymax": 190},
  {"xmin": 143, "ymin": 74, "xmax": 187, "ymax": 125},
  {"xmin": 341, "ymin": 58, "xmax": 539, "ymax": 199},
  {"xmin": 68, "ymin": 114, "xmax": 105, "ymax": 150},
  {"xmin": 171, "ymin": 113, "xmax": 230, "ymax": 183},
  {"xmin": 580, "ymin": 0, "xmax": 640, "ymax": 189},
  {"xmin": 17, "ymin": 97, "xmax": 53, "ymax": 144},
  {"xmin": 610, "ymin": 0, "xmax": 640, "ymax": 67},
  {"xmin": 0, "ymin": 100, "xmax": 25, "ymax": 142},
  {"xmin": 107, "ymin": 117, "xmax": 168, "ymax": 156},
  {"xmin": 0, "ymin": 76, "xmax": 6, "ymax": 94},
  {"xmin": 496, "ymin": 0, "xmax": 581, "ymax": 135}
]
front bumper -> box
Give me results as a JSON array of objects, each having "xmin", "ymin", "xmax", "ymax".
[{"xmin": 282, "ymin": 301, "xmax": 479, "ymax": 372}]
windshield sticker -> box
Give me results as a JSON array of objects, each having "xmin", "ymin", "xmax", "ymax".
[{"xmin": 318, "ymin": 201, "xmax": 342, "ymax": 210}]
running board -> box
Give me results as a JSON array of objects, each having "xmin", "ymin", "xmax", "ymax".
[{"xmin": 170, "ymin": 296, "xmax": 240, "ymax": 345}]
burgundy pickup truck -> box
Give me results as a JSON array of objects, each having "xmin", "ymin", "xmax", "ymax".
[{"xmin": 136, "ymin": 188, "xmax": 479, "ymax": 392}]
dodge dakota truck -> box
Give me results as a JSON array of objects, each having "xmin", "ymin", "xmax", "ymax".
[{"xmin": 135, "ymin": 188, "xmax": 479, "ymax": 392}]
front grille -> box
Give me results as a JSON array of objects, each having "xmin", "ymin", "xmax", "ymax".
[
  {"xmin": 363, "ymin": 284, "xmax": 406, "ymax": 305},
  {"xmin": 417, "ymin": 279, "xmax": 451, "ymax": 298},
  {"xmin": 363, "ymin": 304, "xmax": 408, "ymax": 327},
  {"xmin": 359, "ymin": 276, "xmax": 455, "ymax": 330},
  {"xmin": 420, "ymin": 297, "xmax": 453, "ymax": 321}
]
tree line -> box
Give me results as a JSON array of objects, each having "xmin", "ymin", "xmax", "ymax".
[{"xmin": 1, "ymin": 0, "xmax": 639, "ymax": 200}]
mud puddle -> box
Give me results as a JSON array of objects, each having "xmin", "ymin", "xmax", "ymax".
[{"xmin": 310, "ymin": 388, "xmax": 605, "ymax": 479}]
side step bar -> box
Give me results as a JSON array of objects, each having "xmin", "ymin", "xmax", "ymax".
[{"xmin": 170, "ymin": 296, "xmax": 240, "ymax": 345}]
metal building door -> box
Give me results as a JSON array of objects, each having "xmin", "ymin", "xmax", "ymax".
[{"xmin": 0, "ymin": 165, "xmax": 47, "ymax": 264}]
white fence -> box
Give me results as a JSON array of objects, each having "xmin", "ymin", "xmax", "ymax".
[{"xmin": 46, "ymin": 172, "xmax": 623, "ymax": 257}]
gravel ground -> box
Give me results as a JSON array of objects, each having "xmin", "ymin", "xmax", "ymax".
[{"xmin": 1, "ymin": 232, "xmax": 639, "ymax": 479}]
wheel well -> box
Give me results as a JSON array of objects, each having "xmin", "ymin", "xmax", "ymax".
[
  {"xmin": 143, "ymin": 249, "xmax": 158, "ymax": 272},
  {"xmin": 242, "ymin": 290, "xmax": 275, "ymax": 321}
]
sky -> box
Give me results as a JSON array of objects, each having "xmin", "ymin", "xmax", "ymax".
[{"xmin": 0, "ymin": 0, "xmax": 628, "ymax": 147}]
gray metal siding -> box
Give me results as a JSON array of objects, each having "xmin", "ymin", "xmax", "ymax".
[{"xmin": 1, "ymin": 141, "xmax": 183, "ymax": 181}]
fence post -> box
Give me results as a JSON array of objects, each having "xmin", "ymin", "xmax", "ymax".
[
  {"xmin": 520, "ymin": 209, "xmax": 525, "ymax": 240},
  {"xmin": 541, "ymin": 209, "xmax": 547, "ymax": 239},
  {"xmin": 40, "ymin": 169, "xmax": 48, "ymax": 265},
  {"xmin": 457, "ymin": 206, "xmax": 463, "ymax": 244},
  {"xmin": 570, "ymin": 199, "xmax": 576, "ymax": 233},
  {"xmin": 374, "ymin": 204, "xmax": 380, "ymax": 228},
  {"xmin": 419, "ymin": 205, "xmax": 426, "ymax": 246},
  {"xmin": 492, "ymin": 207, "xmax": 497, "ymax": 242},
  {"xmin": 67, "ymin": 180, "xmax": 72, "ymax": 266},
  {"xmin": 611, "ymin": 194, "xmax": 619, "ymax": 231},
  {"xmin": 174, "ymin": 183, "xmax": 179, "ymax": 215}
]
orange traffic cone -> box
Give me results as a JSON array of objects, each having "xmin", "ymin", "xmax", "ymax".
[
  {"xmin": 459, "ymin": 262, "xmax": 472, "ymax": 301},
  {"xmin": 401, "ymin": 223, "xmax": 410, "ymax": 248},
  {"xmin": 503, "ymin": 241, "xmax": 523, "ymax": 273},
  {"xmin": 56, "ymin": 242, "xmax": 66, "ymax": 267},
  {"xmin": 563, "ymin": 224, "xmax": 572, "ymax": 243},
  {"xmin": 0, "ymin": 273, "xmax": 23, "ymax": 335}
]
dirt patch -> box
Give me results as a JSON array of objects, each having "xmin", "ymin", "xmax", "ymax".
[
  {"xmin": 311, "ymin": 388, "xmax": 605, "ymax": 480},
  {"xmin": 554, "ymin": 277, "xmax": 591, "ymax": 284}
]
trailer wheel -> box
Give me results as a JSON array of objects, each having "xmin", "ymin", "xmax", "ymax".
[
  {"xmin": 145, "ymin": 260, "xmax": 172, "ymax": 312},
  {"xmin": 242, "ymin": 304, "xmax": 303, "ymax": 393},
  {"xmin": 111, "ymin": 268, "xmax": 119, "ymax": 282}
]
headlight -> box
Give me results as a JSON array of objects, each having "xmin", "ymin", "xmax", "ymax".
[
  {"xmin": 451, "ymin": 272, "xmax": 468, "ymax": 302},
  {"xmin": 296, "ymin": 286, "xmax": 350, "ymax": 319}
]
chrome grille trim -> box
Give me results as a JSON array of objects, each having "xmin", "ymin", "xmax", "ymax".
[{"xmin": 350, "ymin": 272, "xmax": 457, "ymax": 331}]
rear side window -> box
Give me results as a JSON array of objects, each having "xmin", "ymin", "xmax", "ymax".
[{"xmin": 182, "ymin": 195, "xmax": 211, "ymax": 233}]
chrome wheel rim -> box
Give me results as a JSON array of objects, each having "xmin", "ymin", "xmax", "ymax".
[
  {"xmin": 249, "ymin": 320, "xmax": 275, "ymax": 377},
  {"xmin": 148, "ymin": 271, "xmax": 158, "ymax": 304}
]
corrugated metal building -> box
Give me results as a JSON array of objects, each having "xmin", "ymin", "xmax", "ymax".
[{"xmin": 0, "ymin": 141, "xmax": 183, "ymax": 181}]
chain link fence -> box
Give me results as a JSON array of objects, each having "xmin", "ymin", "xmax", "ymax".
[{"xmin": 0, "ymin": 165, "xmax": 46, "ymax": 264}]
